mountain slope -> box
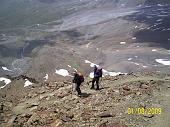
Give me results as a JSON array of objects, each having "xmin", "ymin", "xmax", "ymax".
[{"xmin": 1, "ymin": 72, "xmax": 170, "ymax": 127}]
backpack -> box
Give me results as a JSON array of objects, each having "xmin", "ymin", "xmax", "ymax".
[
  {"xmin": 96, "ymin": 67, "xmax": 102, "ymax": 77},
  {"xmin": 78, "ymin": 73, "xmax": 84, "ymax": 83}
]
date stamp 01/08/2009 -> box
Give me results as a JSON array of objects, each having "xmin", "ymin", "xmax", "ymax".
[{"xmin": 127, "ymin": 107, "xmax": 162, "ymax": 115}]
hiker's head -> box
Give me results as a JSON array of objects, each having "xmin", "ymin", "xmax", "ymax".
[
  {"xmin": 73, "ymin": 70, "xmax": 77, "ymax": 75},
  {"xmin": 78, "ymin": 72, "xmax": 83, "ymax": 76},
  {"xmin": 97, "ymin": 66, "xmax": 102, "ymax": 70},
  {"xmin": 94, "ymin": 65, "xmax": 97, "ymax": 68}
]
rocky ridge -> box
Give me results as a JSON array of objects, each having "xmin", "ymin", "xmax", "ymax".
[{"xmin": 0, "ymin": 72, "xmax": 170, "ymax": 127}]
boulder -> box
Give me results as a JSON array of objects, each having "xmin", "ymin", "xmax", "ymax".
[
  {"xmin": 143, "ymin": 114, "xmax": 154, "ymax": 118},
  {"xmin": 66, "ymin": 113, "xmax": 74, "ymax": 119},
  {"xmin": 26, "ymin": 113, "xmax": 39, "ymax": 125},
  {"xmin": 51, "ymin": 119, "xmax": 63, "ymax": 127},
  {"xmin": 98, "ymin": 112, "xmax": 115, "ymax": 118},
  {"xmin": 122, "ymin": 90, "xmax": 132, "ymax": 96},
  {"xmin": 140, "ymin": 84, "xmax": 150, "ymax": 89},
  {"xmin": 123, "ymin": 86, "xmax": 130, "ymax": 91},
  {"xmin": 27, "ymin": 102, "xmax": 39, "ymax": 108}
]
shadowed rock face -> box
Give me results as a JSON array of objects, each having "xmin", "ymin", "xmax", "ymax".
[
  {"xmin": 124, "ymin": 5, "xmax": 170, "ymax": 49},
  {"xmin": 0, "ymin": 45, "xmax": 22, "ymax": 58},
  {"xmin": 145, "ymin": 0, "xmax": 170, "ymax": 5}
]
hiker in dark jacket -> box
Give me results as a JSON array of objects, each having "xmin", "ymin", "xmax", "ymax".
[
  {"xmin": 73, "ymin": 71, "xmax": 84, "ymax": 95},
  {"xmin": 91, "ymin": 65, "xmax": 102, "ymax": 90}
]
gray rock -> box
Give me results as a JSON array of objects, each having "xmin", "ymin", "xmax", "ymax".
[
  {"xmin": 123, "ymin": 86, "xmax": 130, "ymax": 91},
  {"xmin": 143, "ymin": 114, "xmax": 154, "ymax": 118},
  {"xmin": 98, "ymin": 112, "xmax": 115, "ymax": 118}
]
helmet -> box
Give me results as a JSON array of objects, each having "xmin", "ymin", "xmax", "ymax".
[{"xmin": 94, "ymin": 65, "xmax": 97, "ymax": 68}]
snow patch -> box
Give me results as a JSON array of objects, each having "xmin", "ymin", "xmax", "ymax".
[
  {"xmin": 121, "ymin": 4, "xmax": 125, "ymax": 7},
  {"xmin": 109, "ymin": 72, "xmax": 123, "ymax": 76},
  {"xmin": 67, "ymin": 65, "xmax": 71, "ymax": 68},
  {"xmin": 55, "ymin": 69, "xmax": 69, "ymax": 77},
  {"xmin": 158, "ymin": 14, "xmax": 168, "ymax": 17},
  {"xmin": 137, "ymin": 4, "xmax": 142, "ymax": 7},
  {"xmin": 90, "ymin": 63, "xmax": 99, "ymax": 67},
  {"xmin": 120, "ymin": 42, "xmax": 126, "ymax": 45},
  {"xmin": 86, "ymin": 42, "xmax": 92, "ymax": 48},
  {"xmin": 85, "ymin": 60, "xmax": 91, "ymax": 64},
  {"xmin": 128, "ymin": 58, "xmax": 132, "ymax": 61},
  {"xmin": 157, "ymin": 4, "xmax": 164, "ymax": 6},
  {"xmin": 152, "ymin": 49, "xmax": 157, "ymax": 52},
  {"xmin": 134, "ymin": 63, "xmax": 140, "ymax": 66},
  {"xmin": 2, "ymin": 67, "xmax": 12, "ymax": 71},
  {"xmin": 156, "ymin": 19, "xmax": 163, "ymax": 22},
  {"xmin": 85, "ymin": 60, "xmax": 99, "ymax": 67},
  {"xmin": 0, "ymin": 77, "xmax": 11, "ymax": 89},
  {"xmin": 145, "ymin": 5, "xmax": 151, "ymax": 7},
  {"xmin": 102, "ymin": 69, "xmax": 125, "ymax": 77},
  {"xmin": 89, "ymin": 72, "xmax": 94, "ymax": 78},
  {"xmin": 132, "ymin": 37, "xmax": 136, "ymax": 40},
  {"xmin": 85, "ymin": 60, "xmax": 126, "ymax": 78},
  {"xmin": 73, "ymin": 68, "xmax": 77, "ymax": 72},
  {"xmin": 155, "ymin": 59, "xmax": 170, "ymax": 65},
  {"xmin": 24, "ymin": 79, "xmax": 33, "ymax": 87},
  {"xmin": 44, "ymin": 74, "xmax": 48, "ymax": 81},
  {"xmin": 89, "ymin": 70, "xmax": 125, "ymax": 78}
]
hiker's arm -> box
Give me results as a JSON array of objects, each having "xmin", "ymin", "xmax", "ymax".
[{"xmin": 72, "ymin": 75, "xmax": 76, "ymax": 83}]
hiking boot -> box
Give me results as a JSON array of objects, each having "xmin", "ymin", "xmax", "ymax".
[
  {"xmin": 90, "ymin": 87, "xmax": 95, "ymax": 89},
  {"xmin": 96, "ymin": 87, "xmax": 100, "ymax": 90},
  {"xmin": 77, "ymin": 93, "xmax": 82, "ymax": 97},
  {"xmin": 78, "ymin": 92, "xmax": 82, "ymax": 95}
]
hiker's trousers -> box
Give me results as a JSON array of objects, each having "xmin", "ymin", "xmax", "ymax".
[
  {"xmin": 92, "ymin": 77, "xmax": 100, "ymax": 89},
  {"xmin": 75, "ymin": 83, "xmax": 81, "ymax": 95}
]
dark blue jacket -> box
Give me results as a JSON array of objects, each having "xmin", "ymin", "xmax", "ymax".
[{"xmin": 94, "ymin": 66, "xmax": 102, "ymax": 78}]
